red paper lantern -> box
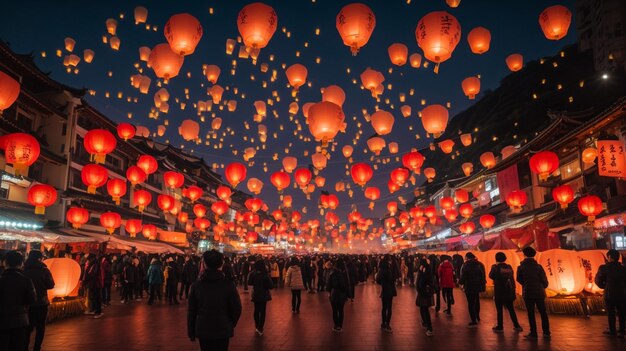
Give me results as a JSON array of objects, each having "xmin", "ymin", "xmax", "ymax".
[
  {"xmin": 336, "ymin": 3, "xmax": 376, "ymax": 55},
  {"xmin": 552, "ymin": 184, "xmax": 574, "ymax": 209},
  {"xmin": 454, "ymin": 189, "xmax": 469, "ymax": 203},
  {"xmin": 137, "ymin": 155, "xmax": 158, "ymax": 175},
  {"xmin": 387, "ymin": 180, "xmax": 400, "ymax": 194},
  {"xmin": 66, "ymin": 207, "xmax": 89, "ymax": 229},
  {"xmin": 126, "ymin": 166, "xmax": 146, "ymax": 187},
  {"xmin": 506, "ymin": 190, "xmax": 527, "ymax": 213},
  {"xmin": 506, "ymin": 54, "xmax": 523, "ymax": 72},
  {"xmin": 387, "ymin": 201, "xmax": 398, "ymax": 215},
  {"xmin": 0, "ymin": 70, "xmax": 21, "ymax": 111},
  {"xmin": 459, "ymin": 203, "xmax": 474, "ymax": 219},
  {"xmin": 142, "ymin": 224, "xmax": 158, "ymax": 240},
  {"xmin": 116, "ymin": 123, "xmax": 136, "ymax": 141},
  {"xmin": 529, "ymin": 151, "xmax": 559, "ymax": 181},
  {"xmin": 1, "ymin": 133, "xmax": 41, "ymax": 176},
  {"xmin": 216, "ymin": 185, "xmax": 232, "ymax": 202},
  {"xmin": 82, "ymin": 164, "xmax": 108, "ymax": 194},
  {"xmin": 163, "ymin": 171, "xmax": 185, "ymax": 189},
  {"xmin": 351, "ymin": 163, "xmax": 373, "ymax": 187},
  {"xmin": 327, "ymin": 194, "xmax": 339, "ymax": 210},
  {"xmin": 237, "ymin": 2, "xmax": 278, "ymax": 49},
  {"xmin": 27, "ymin": 184, "xmax": 57, "ymax": 215},
  {"xmin": 421, "ymin": 104, "xmax": 449, "ymax": 137},
  {"xmin": 307, "ymin": 101, "xmax": 345, "ymax": 143},
  {"xmin": 185, "ymin": 185, "xmax": 203, "ymax": 203},
  {"xmin": 479, "ymin": 214, "xmax": 496, "ymax": 229},
  {"xmin": 100, "ymin": 212, "xmax": 121, "ymax": 234},
  {"xmin": 125, "ymin": 219, "xmax": 143, "ymax": 238},
  {"xmin": 390, "ymin": 168, "xmax": 410, "ymax": 186},
  {"xmin": 106, "ymin": 178, "xmax": 127, "ymax": 205},
  {"xmin": 157, "ymin": 194, "xmax": 175, "ymax": 212},
  {"xmin": 285, "ymin": 64, "xmax": 308, "ymax": 91},
  {"xmin": 194, "ymin": 217, "xmax": 211, "ymax": 232},
  {"xmin": 410, "ymin": 206, "xmax": 423, "ymax": 218},
  {"xmin": 364, "ymin": 187, "xmax": 380, "ymax": 201},
  {"xmin": 177, "ymin": 212, "xmax": 189, "ymax": 224},
  {"xmin": 148, "ymin": 43, "xmax": 184, "ymax": 79},
  {"xmin": 225, "ymin": 163, "xmax": 247, "ymax": 188},
  {"xmin": 444, "ymin": 208, "xmax": 458, "ymax": 222},
  {"xmin": 245, "ymin": 198, "xmax": 264, "ymax": 213},
  {"xmin": 211, "ymin": 201, "xmax": 229, "ymax": 217},
  {"xmin": 402, "ymin": 151, "xmax": 425, "ymax": 174},
  {"xmin": 270, "ymin": 171, "xmax": 291, "ymax": 192},
  {"xmin": 193, "ymin": 204, "xmax": 207, "ymax": 218},
  {"xmin": 459, "ymin": 222, "xmax": 476, "ymax": 234},
  {"xmin": 84, "ymin": 129, "xmax": 117, "ymax": 164},
  {"xmin": 164, "ymin": 13, "xmax": 203, "ymax": 56},
  {"xmin": 415, "ymin": 11, "xmax": 461, "ymax": 71},
  {"xmin": 294, "ymin": 168, "xmax": 312, "ymax": 188},
  {"xmin": 440, "ymin": 196, "xmax": 455, "ymax": 210},
  {"xmin": 133, "ymin": 190, "xmax": 152, "ymax": 213},
  {"xmin": 577, "ymin": 195, "xmax": 603, "ymax": 222}
]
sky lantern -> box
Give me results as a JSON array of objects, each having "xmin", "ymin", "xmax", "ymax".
[
  {"xmin": 342, "ymin": 145, "xmax": 354, "ymax": 158},
  {"xmin": 539, "ymin": 5, "xmax": 572, "ymax": 40},
  {"xmin": 440, "ymin": 196, "xmax": 455, "ymax": 210},
  {"xmin": 27, "ymin": 184, "xmax": 57, "ymax": 215},
  {"xmin": 185, "ymin": 185, "xmax": 203, "ymax": 202},
  {"xmin": 364, "ymin": 186, "xmax": 380, "ymax": 207},
  {"xmin": 294, "ymin": 168, "xmax": 312, "ymax": 188},
  {"xmin": 315, "ymin": 176, "xmax": 326, "ymax": 188},
  {"xmin": 216, "ymin": 185, "xmax": 232, "ymax": 202},
  {"xmin": 360, "ymin": 68, "xmax": 384, "ymax": 97},
  {"xmin": 459, "ymin": 222, "xmax": 475, "ymax": 235},
  {"xmin": 139, "ymin": 46, "xmax": 151, "ymax": 61},
  {"xmin": 367, "ymin": 136, "xmax": 386, "ymax": 155},
  {"xmin": 133, "ymin": 190, "xmax": 152, "ymax": 213},
  {"xmin": 415, "ymin": 11, "xmax": 461, "ymax": 73},
  {"xmin": 211, "ymin": 118, "xmax": 222, "ymax": 131},
  {"xmin": 134, "ymin": 6, "xmax": 148, "ymax": 24},
  {"xmin": 245, "ymin": 198, "xmax": 264, "ymax": 213},
  {"xmin": 479, "ymin": 214, "xmax": 496, "ymax": 229},
  {"xmin": 285, "ymin": 63, "xmax": 308, "ymax": 92},
  {"xmin": 336, "ymin": 3, "xmax": 376, "ymax": 55},
  {"xmin": 506, "ymin": 190, "xmax": 527, "ymax": 213},
  {"xmin": 461, "ymin": 76, "xmax": 480, "ymax": 99},
  {"xmin": 209, "ymin": 85, "xmax": 224, "ymax": 104},
  {"xmin": 388, "ymin": 180, "xmax": 399, "ymax": 194},
  {"xmin": 126, "ymin": 166, "xmax": 146, "ymax": 187},
  {"xmin": 100, "ymin": 212, "xmax": 121, "ymax": 234},
  {"xmin": 370, "ymin": 110, "xmax": 394, "ymax": 135},
  {"xmin": 505, "ymin": 54, "xmax": 524, "ymax": 72},
  {"xmin": 178, "ymin": 212, "xmax": 188, "ymax": 224},
  {"xmin": 204, "ymin": 65, "xmax": 221, "ymax": 84},
  {"xmin": 454, "ymin": 189, "xmax": 469, "ymax": 203},
  {"xmin": 307, "ymin": 101, "xmax": 346, "ymax": 144},
  {"xmin": 84, "ymin": 129, "xmax": 116, "ymax": 164},
  {"xmin": 237, "ymin": 2, "xmax": 278, "ymax": 49},
  {"xmin": 247, "ymin": 178, "xmax": 264, "ymax": 194},
  {"xmin": 0, "ymin": 71, "xmax": 21, "ymax": 111},
  {"xmin": 116, "ymin": 123, "xmax": 136, "ymax": 141},
  {"xmin": 282, "ymin": 156, "xmax": 297, "ymax": 173},
  {"xmin": 552, "ymin": 184, "xmax": 574, "ymax": 209},
  {"xmin": 388, "ymin": 142, "xmax": 399, "ymax": 154},
  {"xmin": 351, "ymin": 163, "xmax": 373, "ymax": 187},
  {"xmin": 157, "ymin": 194, "xmax": 175, "ymax": 212},
  {"xmin": 400, "ymin": 105, "xmax": 411, "ymax": 118},
  {"xmin": 409, "ymin": 53, "xmax": 422, "ymax": 68},
  {"xmin": 529, "ymin": 151, "xmax": 559, "ymax": 181},
  {"xmin": 480, "ymin": 152, "xmax": 496, "ymax": 169},
  {"xmin": 402, "ymin": 151, "xmax": 425, "ymax": 174},
  {"xmin": 105, "ymin": 18, "xmax": 117, "ymax": 35},
  {"xmin": 387, "ymin": 201, "xmax": 398, "ymax": 216},
  {"xmin": 270, "ymin": 171, "xmax": 291, "ymax": 192},
  {"xmin": 501, "ymin": 145, "xmax": 517, "ymax": 159},
  {"xmin": 410, "ymin": 206, "xmax": 424, "ymax": 219},
  {"xmin": 387, "ymin": 43, "xmax": 408, "ymax": 66},
  {"xmin": 82, "ymin": 164, "xmax": 108, "ymax": 194},
  {"xmin": 467, "ymin": 27, "xmax": 491, "ymax": 54},
  {"xmin": 439, "ymin": 139, "xmax": 455, "ymax": 154},
  {"xmin": 459, "ymin": 203, "xmax": 474, "ymax": 218},
  {"xmin": 1, "ymin": 133, "xmax": 40, "ymax": 176},
  {"xmin": 137, "ymin": 155, "xmax": 158, "ymax": 175},
  {"xmin": 211, "ymin": 201, "xmax": 229, "ymax": 217},
  {"xmin": 312, "ymin": 152, "xmax": 328, "ymax": 170},
  {"xmin": 283, "ymin": 195, "xmax": 293, "ymax": 208},
  {"xmin": 125, "ymin": 219, "xmax": 143, "ymax": 238},
  {"xmin": 322, "ymin": 85, "xmax": 346, "ymax": 107},
  {"xmin": 179, "ymin": 119, "xmax": 199, "ymax": 141},
  {"xmin": 421, "ymin": 104, "xmax": 449, "ymax": 137},
  {"xmin": 423, "ymin": 167, "xmax": 436, "ymax": 182},
  {"xmin": 581, "ymin": 148, "xmax": 597, "ymax": 164},
  {"xmin": 193, "ymin": 203, "xmax": 207, "ymax": 218},
  {"xmin": 164, "ymin": 13, "xmax": 203, "ymax": 56},
  {"xmin": 391, "ymin": 167, "xmax": 410, "ymax": 186},
  {"xmin": 66, "ymin": 207, "xmax": 89, "ymax": 229},
  {"xmin": 225, "ymin": 162, "xmax": 247, "ymax": 188},
  {"xmin": 462, "ymin": 162, "xmax": 473, "ymax": 177},
  {"xmin": 148, "ymin": 43, "xmax": 184, "ymax": 80},
  {"xmin": 106, "ymin": 178, "xmax": 126, "ymax": 205},
  {"xmin": 460, "ymin": 133, "xmax": 472, "ymax": 147},
  {"xmin": 577, "ymin": 195, "xmax": 603, "ymax": 222},
  {"xmin": 327, "ymin": 194, "xmax": 339, "ymax": 210},
  {"xmin": 163, "ymin": 171, "xmax": 185, "ymax": 189}
]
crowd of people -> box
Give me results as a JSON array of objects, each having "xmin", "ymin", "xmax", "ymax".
[{"xmin": 0, "ymin": 247, "xmax": 625, "ymax": 351}]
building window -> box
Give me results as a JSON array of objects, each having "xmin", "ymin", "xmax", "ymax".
[
  {"xmin": 105, "ymin": 154, "xmax": 124, "ymax": 172},
  {"xmin": 15, "ymin": 111, "xmax": 34, "ymax": 131},
  {"xmin": 559, "ymin": 158, "xmax": 581, "ymax": 181}
]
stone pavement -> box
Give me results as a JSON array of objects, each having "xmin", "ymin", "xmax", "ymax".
[{"xmin": 41, "ymin": 282, "xmax": 625, "ymax": 351}]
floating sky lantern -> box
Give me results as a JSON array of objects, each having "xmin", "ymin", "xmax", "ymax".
[
  {"xmin": 307, "ymin": 101, "xmax": 345, "ymax": 143},
  {"xmin": 247, "ymin": 178, "xmax": 264, "ymax": 195},
  {"xmin": 467, "ymin": 27, "xmax": 491, "ymax": 54},
  {"xmin": 148, "ymin": 43, "xmax": 184, "ymax": 79},
  {"xmin": 351, "ymin": 163, "xmax": 373, "ymax": 187},
  {"xmin": 402, "ymin": 151, "xmax": 425, "ymax": 174},
  {"xmin": 204, "ymin": 65, "xmax": 221, "ymax": 84},
  {"xmin": 294, "ymin": 168, "xmax": 312, "ymax": 188},
  {"xmin": 390, "ymin": 167, "xmax": 409, "ymax": 186},
  {"xmin": 480, "ymin": 152, "xmax": 496, "ymax": 169},
  {"xmin": 421, "ymin": 104, "xmax": 449, "ymax": 137},
  {"xmin": 454, "ymin": 189, "xmax": 469, "ymax": 203},
  {"xmin": 415, "ymin": 11, "xmax": 461, "ymax": 73},
  {"xmin": 179, "ymin": 119, "xmax": 199, "ymax": 141},
  {"xmin": 439, "ymin": 139, "xmax": 455, "ymax": 154},
  {"xmin": 360, "ymin": 68, "xmax": 384, "ymax": 97},
  {"xmin": 423, "ymin": 167, "xmax": 436, "ymax": 182},
  {"xmin": 285, "ymin": 63, "xmax": 308, "ymax": 91},
  {"xmin": 322, "ymin": 85, "xmax": 346, "ymax": 107},
  {"xmin": 342, "ymin": 145, "xmax": 354, "ymax": 158},
  {"xmin": 270, "ymin": 171, "xmax": 290, "ymax": 192},
  {"xmin": 462, "ymin": 162, "xmax": 473, "ymax": 177},
  {"xmin": 225, "ymin": 163, "xmax": 247, "ymax": 188},
  {"xmin": 164, "ymin": 13, "xmax": 203, "ymax": 56},
  {"xmin": 539, "ymin": 5, "xmax": 572, "ymax": 40},
  {"xmin": 237, "ymin": 2, "xmax": 278, "ymax": 49},
  {"xmin": 388, "ymin": 43, "xmax": 408, "ymax": 66},
  {"xmin": 282, "ymin": 156, "xmax": 297, "ymax": 173},
  {"xmin": 336, "ymin": 3, "xmax": 376, "ymax": 55},
  {"xmin": 370, "ymin": 110, "xmax": 394, "ymax": 135},
  {"xmin": 506, "ymin": 54, "xmax": 524, "ymax": 72},
  {"xmin": 461, "ymin": 76, "xmax": 480, "ymax": 99},
  {"xmin": 367, "ymin": 136, "xmax": 386, "ymax": 155}
]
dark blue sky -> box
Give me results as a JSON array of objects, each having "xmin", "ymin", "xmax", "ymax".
[{"xmin": 1, "ymin": 0, "xmax": 577, "ymax": 222}]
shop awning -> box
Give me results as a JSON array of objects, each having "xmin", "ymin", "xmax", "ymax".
[
  {"xmin": 463, "ymin": 234, "xmax": 483, "ymax": 247},
  {"xmin": 444, "ymin": 235, "xmax": 464, "ymax": 244},
  {"xmin": 0, "ymin": 228, "xmax": 94, "ymax": 243},
  {"xmin": 61, "ymin": 229, "xmax": 184, "ymax": 254}
]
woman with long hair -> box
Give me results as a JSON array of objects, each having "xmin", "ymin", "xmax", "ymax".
[
  {"xmin": 247, "ymin": 259, "xmax": 274, "ymax": 336},
  {"xmin": 284, "ymin": 257, "xmax": 305, "ymax": 313},
  {"xmin": 327, "ymin": 258, "xmax": 349, "ymax": 332},
  {"xmin": 416, "ymin": 257, "xmax": 434, "ymax": 336}
]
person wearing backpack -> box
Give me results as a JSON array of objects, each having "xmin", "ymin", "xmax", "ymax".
[
  {"xmin": 517, "ymin": 247, "xmax": 550, "ymax": 339},
  {"xmin": 489, "ymin": 252, "xmax": 523, "ymax": 333},
  {"xmin": 376, "ymin": 256, "xmax": 397, "ymax": 332},
  {"xmin": 415, "ymin": 257, "xmax": 434, "ymax": 336}
]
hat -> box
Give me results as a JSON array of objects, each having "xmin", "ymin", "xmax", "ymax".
[
  {"xmin": 465, "ymin": 252, "xmax": 476, "ymax": 260},
  {"xmin": 495, "ymin": 252, "xmax": 507, "ymax": 263},
  {"xmin": 522, "ymin": 247, "xmax": 536, "ymax": 258}
]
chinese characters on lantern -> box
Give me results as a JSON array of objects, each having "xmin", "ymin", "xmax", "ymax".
[{"xmin": 597, "ymin": 140, "xmax": 626, "ymax": 178}]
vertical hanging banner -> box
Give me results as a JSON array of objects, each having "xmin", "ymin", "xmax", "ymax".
[{"xmin": 597, "ymin": 140, "xmax": 626, "ymax": 178}]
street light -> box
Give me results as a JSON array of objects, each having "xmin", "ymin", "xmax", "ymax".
[{"xmin": 602, "ymin": 73, "xmax": 609, "ymax": 80}]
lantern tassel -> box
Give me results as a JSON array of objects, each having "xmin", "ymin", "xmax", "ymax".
[
  {"xmin": 13, "ymin": 164, "xmax": 27, "ymax": 177},
  {"xmin": 88, "ymin": 186, "xmax": 96, "ymax": 194},
  {"xmin": 35, "ymin": 206, "xmax": 45, "ymax": 215},
  {"xmin": 434, "ymin": 63, "xmax": 440, "ymax": 74}
]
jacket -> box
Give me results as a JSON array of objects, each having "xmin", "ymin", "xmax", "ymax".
[
  {"xmin": 459, "ymin": 259, "xmax": 486, "ymax": 294},
  {"xmin": 101, "ymin": 258, "xmax": 112, "ymax": 285},
  {"xmin": 595, "ymin": 261, "xmax": 626, "ymax": 301},
  {"xmin": 438, "ymin": 261, "xmax": 455, "ymax": 289},
  {"xmin": 22, "ymin": 259, "xmax": 55, "ymax": 306},
  {"xmin": 247, "ymin": 270, "xmax": 274, "ymax": 302},
  {"xmin": 182, "ymin": 260, "xmax": 199, "ymax": 284},
  {"xmin": 375, "ymin": 263, "xmax": 397, "ymax": 298},
  {"xmin": 0, "ymin": 268, "xmax": 36, "ymax": 329},
  {"xmin": 147, "ymin": 262, "xmax": 165, "ymax": 285},
  {"xmin": 166, "ymin": 262, "xmax": 180, "ymax": 284},
  {"xmin": 326, "ymin": 268, "xmax": 349, "ymax": 303},
  {"xmin": 188, "ymin": 271, "xmax": 242, "ymax": 340},
  {"xmin": 285, "ymin": 265, "xmax": 305, "ymax": 290},
  {"xmin": 489, "ymin": 263, "xmax": 516, "ymax": 301},
  {"xmin": 83, "ymin": 260, "xmax": 103, "ymax": 289},
  {"xmin": 415, "ymin": 265, "xmax": 434, "ymax": 307},
  {"xmin": 516, "ymin": 258, "xmax": 548, "ymax": 299},
  {"xmin": 122, "ymin": 262, "xmax": 136, "ymax": 283}
]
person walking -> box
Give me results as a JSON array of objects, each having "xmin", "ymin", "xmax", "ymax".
[
  {"xmin": 23, "ymin": 250, "xmax": 55, "ymax": 351},
  {"xmin": 284, "ymin": 257, "xmax": 305, "ymax": 313},
  {"xmin": 594, "ymin": 249, "xmax": 626, "ymax": 336},
  {"xmin": 489, "ymin": 252, "xmax": 523, "ymax": 333},
  {"xmin": 180, "ymin": 256, "xmax": 198, "ymax": 300},
  {"xmin": 517, "ymin": 247, "xmax": 550, "ymax": 339},
  {"xmin": 376, "ymin": 256, "xmax": 397, "ymax": 332},
  {"xmin": 270, "ymin": 259, "xmax": 281, "ymax": 288},
  {"xmin": 165, "ymin": 257, "xmax": 180, "ymax": 305},
  {"xmin": 188, "ymin": 250, "xmax": 242, "ymax": 351},
  {"xmin": 121, "ymin": 257, "xmax": 135, "ymax": 303},
  {"xmin": 147, "ymin": 258, "xmax": 165, "ymax": 305},
  {"xmin": 247, "ymin": 259, "xmax": 274, "ymax": 336},
  {"xmin": 84, "ymin": 255, "xmax": 103, "ymax": 319},
  {"xmin": 415, "ymin": 257, "xmax": 434, "ymax": 336},
  {"xmin": 459, "ymin": 252, "xmax": 486, "ymax": 327},
  {"xmin": 438, "ymin": 255, "xmax": 455, "ymax": 316},
  {"xmin": 100, "ymin": 255, "xmax": 112, "ymax": 306},
  {"xmin": 0, "ymin": 251, "xmax": 36, "ymax": 351},
  {"xmin": 327, "ymin": 258, "xmax": 349, "ymax": 332},
  {"xmin": 429, "ymin": 255, "xmax": 442, "ymax": 313}
]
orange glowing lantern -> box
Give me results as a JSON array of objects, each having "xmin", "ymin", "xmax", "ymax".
[
  {"xmin": 322, "ymin": 85, "xmax": 346, "ymax": 107},
  {"xmin": 581, "ymin": 148, "xmax": 597, "ymax": 164},
  {"xmin": 100, "ymin": 212, "xmax": 121, "ymax": 234},
  {"xmin": 66, "ymin": 207, "xmax": 89, "ymax": 229},
  {"xmin": 126, "ymin": 166, "xmax": 146, "ymax": 187},
  {"xmin": 177, "ymin": 212, "xmax": 188, "ymax": 224},
  {"xmin": 388, "ymin": 142, "xmax": 399, "ymax": 154},
  {"xmin": 467, "ymin": 27, "xmax": 491, "ymax": 54},
  {"xmin": 577, "ymin": 195, "xmax": 603, "ymax": 222},
  {"xmin": 351, "ymin": 163, "xmax": 373, "ymax": 187},
  {"xmin": 479, "ymin": 214, "xmax": 496, "ymax": 229},
  {"xmin": 461, "ymin": 77, "xmax": 480, "ymax": 100},
  {"xmin": 204, "ymin": 65, "xmax": 221, "ymax": 84},
  {"xmin": 552, "ymin": 185, "xmax": 574, "ymax": 209},
  {"xmin": 185, "ymin": 185, "xmax": 203, "ymax": 203},
  {"xmin": 454, "ymin": 189, "xmax": 469, "ymax": 203},
  {"xmin": 27, "ymin": 184, "xmax": 57, "ymax": 215},
  {"xmin": 444, "ymin": 208, "xmax": 458, "ymax": 222},
  {"xmin": 285, "ymin": 64, "xmax": 308, "ymax": 91},
  {"xmin": 315, "ymin": 176, "xmax": 326, "ymax": 188},
  {"xmin": 294, "ymin": 168, "xmax": 312, "ymax": 188},
  {"xmin": 439, "ymin": 139, "xmax": 455, "ymax": 154},
  {"xmin": 387, "ymin": 43, "xmax": 408, "ymax": 66},
  {"xmin": 501, "ymin": 145, "xmax": 517, "ymax": 159},
  {"xmin": 342, "ymin": 145, "xmax": 354, "ymax": 158},
  {"xmin": 364, "ymin": 186, "xmax": 380, "ymax": 201},
  {"xmin": 505, "ymin": 54, "xmax": 523, "ymax": 72},
  {"xmin": 0, "ymin": 71, "xmax": 20, "ymax": 111},
  {"xmin": 44, "ymin": 258, "xmax": 81, "ymax": 300},
  {"xmin": 410, "ymin": 206, "xmax": 424, "ymax": 218},
  {"xmin": 193, "ymin": 203, "xmax": 207, "ymax": 218},
  {"xmin": 125, "ymin": 219, "xmax": 142, "ymax": 238},
  {"xmin": 459, "ymin": 222, "xmax": 476, "ymax": 234},
  {"xmin": 282, "ymin": 156, "xmax": 297, "ymax": 173},
  {"xmin": 538, "ymin": 249, "xmax": 585, "ymax": 296},
  {"xmin": 142, "ymin": 224, "xmax": 157, "ymax": 240},
  {"xmin": 194, "ymin": 218, "xmax": 211, "ymax": 232},
  {"xmin": 307, "ymin": 101, "xmax": 345, "ymax": 143},
  {"xmin": 163, "ymin": 171, "xmax": 185, "ymax": 189},
  {"xmin": 116, "ymin": 123, "xmax": 136, "ymax": 141},
  {"xmin": 245, "ymin": 198, "xmax": 264, "ymax": 213},
  {"xmin": 367, "ymin": 136, "xmax": 386, "ymax": 155},
  {"xmin": 164, "ymin": 13, "xmax": 203, "ymax": 56},
  {"xmin": 529, "ymin": 151, "xmax": 559, "ymax": 181},
  {"xmin": 462, "ymin": 162, "xmax": 473, "ymax": 177},
  {"xmin": 270, "ymin": 171, "xmax": 291, "ymax": 192},
  {"xmin": 506, "ymin": 190, "xmax": 527, "ymax": 213},
  {"xmin": 283, "ymin": 195, "xmax": 293, "ymax": 208},
  {"xmin": 82, "ymin": 164, "xmax": 108, "ymax": 194},
  {"xmin": 460, "ymin": 133, "xmax": 472, "ymax": 147},
  {"xmin": 84, "ymin": 129, "xmax": 117, "ymax": 164},
  {"xmin": 402, "ymin": 151, "xmax": 425, "ymax": 174},
  {"xmin": 387, "ymin": 180, "xmax": 400, "ymax": 194},
  {"xmin": 106, "ymin": 178, "xmax": 126, "ymax": 205},
  {"xmin": 360, "ymin": 68, "xmax": 384, "ymax": 97},
  {"xmin": 246, "ymin": 178, "xmax": 264, "ymax": 195},
  {"xmin": 440, "ymin": 196, "xmax": 455, "ymax": 210},
  {"xmin": 237, "ymin": 2, "xmax": 278, "ymax": 49},
  {"xmin": 157, "ymin": 194, "xmax": 175, "ymax": 212},
  {"xmin": 327, "ymin": 194, "xmax": 339, "ymax": 210},
  {"xmin": 421, "ymin": 104, "xmax": 449, "ymax": 137},
  {"xmin": 415, "ymin": 11, "xmax": 461, "ymax": 72},
  {"xmin": 1, "ymin": 133, "xmax": 40, "ymax": 176},
  {"xmin": 211, "ymin": 201, "xmax": 229, "ymax": 217},
  {"xmin": 387, "ymin": 201, "xmax": 398, "ymax": 215},
  {"xmin": 391, "ymin": 168, "xmax": 410, "ymax": 186},
  {"xmin": 133, "ymin": 190, "xmax": 152, "ymax": 213},
  {"xmin": 459, "ymin": 203, "xmax": 473, "ymax": 219},
  {"xmin": 480, "ymin": 152, "xmax": 496, "ymax": 169},
  {"xmin": 539, "ymin": 5, "xmax": 572, "ymax": 40},
  {"xmin": 137, "ymin": 155, "xmax": 158, "ymax": 175},
  {"xmin": 148, "ymin": 43, "xmax": 184, "ymax": 79},
  {"xmin": 371, "ymin": 110, "xmax": 394, "ymax": 136},
  {"xmin": 216, "ymin": 185, "xmax": 232, "ymax": 202},
  {"xmin": 336, "ymin": 3, "xmax": 376, "ymax": 55},
  {"xmin": 311, "ymin": 152, "xmax": 328, "ymax": 170},
  {"xmin": 424, "ymin": 167, "xmax": 436, "ymax": 182}
]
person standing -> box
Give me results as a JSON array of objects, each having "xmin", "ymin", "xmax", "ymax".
[
  {"xmin": 147, "ymin": 258, "xmax": 165, "ymax": 305},
  {"xmin": 327, "ymin": 258, "xmax": 349, "ymax": 332},
  {"xmin": 121, "ymin": 257, "xmax": 135, "ymax": 303},
  {"xmin": 415, "ymin": 257, "xmax": 434, "ymax": 336},
  {"xmin": 84, "ymin": 255, "xmax": 103, "ymax": 319},
  {"xmin": 270, "ymin": 259, "xmax": 280, "ymax": 288},
  {"xmin": 459, "ymin": 252, "xmax": 486, "ymax": 327},
  {"xmin": 284, "ymin": 257, "xmax": 305, "ymax": 313},
  {"xmin": 100, "ymin": 255, "xmax": 112, "ymax": 306},
  {"xmin": 376, "ymin": 256, "xmax": 397, "ymax": 332},
  {"xmin": 594, "ymin": 249, "xmax": 626, "ymax": 336},
  {"xmin": 489, "ymin": 252, "xmax": 523, "ymax": 333},
  {"xmin": 180, "ymin": 256, "xmax": 198, "ymax": 300},
  {"xmin": 0, "ymin": 251, "xmax": 36, "ymax": 351},
  {"xmin": 517, "ymin": 247, "xmax": 550, "ymax": 339},
  {"xmin": 165, "ymin": 257, "xmax": 180, "ymax": 305},
  {"xmin": 438, "ymin": 255, "xmax": 455, "ymax": 316},
  {"xmin": 23, "ymin": 250, "xmax": 55, "ymax": 351},
  {"xmin": 188, "ymin": 250, "xmax": 242, "ymax": 351},
  {"xmin": 248, "ymin": 259, "xmax": 274, "ymax": 336}
]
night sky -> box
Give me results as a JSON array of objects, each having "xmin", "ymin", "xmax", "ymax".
[{"xmin": 0, "ymin": 0, "xmax": 577, "ymax": 222}]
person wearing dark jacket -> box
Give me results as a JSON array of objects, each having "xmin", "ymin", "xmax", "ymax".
[
  {"xmin": 594, "ymin": 249, "xmax": 626, "ymax": 336},
  {"xmin": 327, "ymin": 258, "xmax": 349, "ymax": 332},
  {"xmin": 121, "ymin": 258, "xmax": 135, "ymax": 303},
  {"xmin": 247, "ymin": 259, "xmax": 274, "ymax": 336},
  {"xmin": 376, "ymin": 256, "xmax": 397, "ymax": 332},
  {"xmin": 488, "ymin": 252, "xmax": 522, "ymax": 333},
  {"xmin": 100, "ymin": 255, "xmax": 112, "ymax": 306},
  {"xmin": 438, "ymin": 256, "xmax": 455, "ymax": 316},
  {"xmin": 346, "ymin": 259, "xmax": 357, "ymax": 301},
  {"xmin": 147, "ymin": 258, "xmax": 165, "ymax": 305},
  {"xmin": 429, "ymin": 254, "xmax": 441, "ymax": 313},
  {"xmin": 0, "ymin": 251, "xmax": 36, "ymax": 351},
  {"xmin": 23, "ymin": 250, "xmax": 55, "ymax": 351},
  {"xmin": 415, "ymin": 257, "xmax": 434, "ymax": 336},
  {"xmin": 517, "ymin": 247, "xmax": 550, "ymax": 339},
  {"xmin": 180, "ymin": 256, "xmax": 199, "ymax": 300},
  {"xmin": 188, "ymin": 250, "xmax": 242, "ymax": 351},
  {"xmin": 83, "ymin": 255, "xmax": 103, "ymax": 318},
  {"xmin": 165, "ymin": 257, "xmax": 180, "ymax": 305},
  {"xmin": 459, "ymin": 252, "xmax": 486, "ymax": 327}
]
